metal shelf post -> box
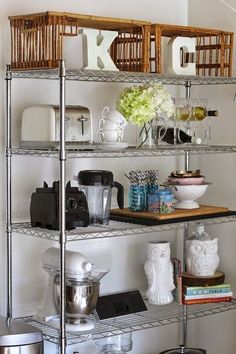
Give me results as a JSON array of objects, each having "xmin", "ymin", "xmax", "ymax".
[
  {"xmin": 59, "ymin": 60, "xmax": 67, "ymax": 354},
  {"xmin": 6, "ymin": 65, "xmax": 12, "ymax": 319},
  {"xmin": 181, "ymin": 80, "xmax": 192, "ymax": 347}
]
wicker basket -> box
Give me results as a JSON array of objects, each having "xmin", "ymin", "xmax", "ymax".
[
  {"xmin": 150, "ymin": 23, "xmax": 234, "ymax": 76},
  {"xmin": 9, "ymin": 11, "xmax": 151, "ymax": 71}
]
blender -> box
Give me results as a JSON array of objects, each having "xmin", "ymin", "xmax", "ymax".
[
  {"xmin": 37, "ymin": 247, "xmax": 108, "ymax": 331},
  {"xmin": 75, "ymin": 170, "xmax": 124, "ymax": 225}
]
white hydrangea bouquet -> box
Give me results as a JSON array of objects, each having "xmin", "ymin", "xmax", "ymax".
[
  {"xmin": 117, "ymin": 83, "xmax": 174, "ymax": 126},
  {"xmin": 117, "ymin": 83, "xmax": 174, "ymax": 147}
]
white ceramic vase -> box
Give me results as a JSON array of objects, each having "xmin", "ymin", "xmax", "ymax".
[{"xmin": 144, "ymin": 241, "xmax": 175, "ymax": 305}]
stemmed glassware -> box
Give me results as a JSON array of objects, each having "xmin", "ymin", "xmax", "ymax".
[{"xmin": 174, "ymin": 98, "xmax": 210, "ymax": 144}]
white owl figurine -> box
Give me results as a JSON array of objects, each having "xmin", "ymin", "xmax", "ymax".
[
  {"xmin": 144, "ymin": 241, "xmax": 175, "ymax": 305},
  {"xmin": 186, "ymin": 226, "xmax": 219, "ymax": 276}
]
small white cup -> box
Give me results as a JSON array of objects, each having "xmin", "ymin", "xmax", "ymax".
[
  {"xmin": 99, "ymin": 129, "xmax": 124, "ymax": 143},
  {"xmin": 99, "ymin": 117, "xmax": 124, "ymax": 131},
  {"xmin": 101, "ymin": 107, "xmax": 127, "ymax": 128}
]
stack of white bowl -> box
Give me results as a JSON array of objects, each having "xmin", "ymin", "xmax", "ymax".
[{"xmin": 166, "ymin": 170, "xmax": 209, "ymax": 209}]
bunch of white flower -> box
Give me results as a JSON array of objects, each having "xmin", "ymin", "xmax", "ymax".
[
  {"xmin": 146, "ymin": 83, "xmax": 174, "ymax": 118},
  {"xmin": 117, "ymin": 83, "xmax": 174, "ymax": 126}
]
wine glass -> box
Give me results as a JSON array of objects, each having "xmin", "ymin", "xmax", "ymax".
[{"xmin": 191, "ymin": 99, "xmax": 210, "ymax": 144}]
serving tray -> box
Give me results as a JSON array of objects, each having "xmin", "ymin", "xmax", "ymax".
[{"xmin": 110, "ymin": 205, "xmax": 235, "ymax": 226}]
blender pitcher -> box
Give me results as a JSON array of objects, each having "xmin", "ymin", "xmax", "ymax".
[{"xmin": 77, "ymin": 170, "xmax": 124, "ymax": 225}]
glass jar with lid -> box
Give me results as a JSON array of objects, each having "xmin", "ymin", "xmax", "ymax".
[{"xmin": 148, "ymin": 189, "xmax": 174, "ymax": 213}]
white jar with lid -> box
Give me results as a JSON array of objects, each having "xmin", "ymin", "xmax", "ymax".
[{"xmin": 186, "ymin": 225, "xmax": 219, "ymax": 276}]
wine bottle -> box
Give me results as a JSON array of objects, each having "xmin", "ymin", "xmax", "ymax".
[
  {"xmin": 176, "ymin": 107, "xmax": 218, "ymax": 121},
  {"xmin": 158, "ymin": 127, "xmax": 201, "ymax": 145},
  {"xmin": 192, "ymin": 107, "xmax": 218, "ymax": 121}
]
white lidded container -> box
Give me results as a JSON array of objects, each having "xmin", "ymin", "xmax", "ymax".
[
  {"xmin": 186, "ymin": 225, "xmax": 219, "ymax": 276},
  {"xmin": 0, "ymin": 316, "xmax": 43, "ymax": 354}
]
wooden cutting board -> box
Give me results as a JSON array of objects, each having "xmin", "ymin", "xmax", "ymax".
[{"xmin": 110, "ymin": 205, "xmax": 229, "ymax": 221}]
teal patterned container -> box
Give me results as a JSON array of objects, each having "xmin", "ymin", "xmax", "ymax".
[{"xmin": 148, "ymin": 189, "xmax": 174, "ymax": 213}]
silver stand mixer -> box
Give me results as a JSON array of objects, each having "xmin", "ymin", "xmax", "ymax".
[{"xmin": 36, "ymin": 247, "xmax": 108, "ymax": 331}]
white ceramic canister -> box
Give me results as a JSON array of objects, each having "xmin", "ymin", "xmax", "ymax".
[{"xmin": 186, "ymin": 225, "xmax": 219, "ymax": 276}]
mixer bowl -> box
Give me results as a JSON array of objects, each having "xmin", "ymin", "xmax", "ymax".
[
  {"xmin": 53, "ymin": 277, "xmax": 100, "ymax": 322},
  {"xmin": 170, "ymin": 184, "xmax": 208, "ymax": 209}
]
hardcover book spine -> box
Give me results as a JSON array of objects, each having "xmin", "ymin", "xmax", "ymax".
[
  {"xmin": 184, "ymin": 291, "xmax": 233, "ymax": 301},
  {"xmin": 182, "ymin": 296, "xmax": 232, "ymax": 305},
  {"xmin": 184, "ymin": 283, "xmax": 231, "ymax": 290},
  {"xmin": 184, "ymin": 287, "xmax": 232, "ymax": 296}
]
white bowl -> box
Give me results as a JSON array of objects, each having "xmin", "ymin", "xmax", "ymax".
[{"xmin": 170, "ymin": 184, "xmax": 208, "ymax": 209}]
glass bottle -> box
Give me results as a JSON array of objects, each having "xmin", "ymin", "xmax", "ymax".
[
  {"xmin": 157, "ymin": 127, "xmax": 201, "ymax": 144},
  {"xmin": 191, "ymin": 107, "xmax": 218, "ymax": 121}
]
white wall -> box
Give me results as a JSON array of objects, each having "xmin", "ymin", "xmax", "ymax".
[
  {"xmin": 187, "ymin": 1, "xmax": 236, "ymax": 354},
  {"xmin": 0, "ymin": 1, "xmax": 188, "ymax": 354}
]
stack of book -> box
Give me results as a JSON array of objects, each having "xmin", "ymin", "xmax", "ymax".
[{"xmin": 182, "ymin": 283, "xmax": 233, "ymax": 305}]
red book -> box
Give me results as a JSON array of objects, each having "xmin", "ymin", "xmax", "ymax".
[{"xmin": 182, "ymin": 296, "xmax": 232, "ymax": 305}]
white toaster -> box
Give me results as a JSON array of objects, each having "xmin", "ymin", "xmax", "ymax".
[{"xmin": 21, "ymin": 105, "xmax": 93, "ymax": 148}]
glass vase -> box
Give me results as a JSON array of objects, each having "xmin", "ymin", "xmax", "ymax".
[
  {"xmin": 128, "ymin": 184, "xmax": 147, "ymax": 211},
  {"xmin": 136, "ymin": 121, "xmax": 154, "ymax": 149},
  {"xmin": 136, "ymin": 115, "xmax": 172, "ymax": 149}
]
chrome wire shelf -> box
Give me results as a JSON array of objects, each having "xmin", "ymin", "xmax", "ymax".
[
  {"xmin": 9, "ymin": 68, "xmax": 236, "ymax": 85},
  {"xmin": 18, "ymin": 298, "xmax": 236, "ymax": 345},
  {"xmin": 11, "ymin": 215, "xmax": 236, "ymax": 242},
  {"xmin": 10, "ymin": 145, "xmax": 236, "ymax": 158}
]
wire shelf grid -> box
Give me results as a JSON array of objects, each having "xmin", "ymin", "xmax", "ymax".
[
  {"xmin": 9, "ymin": 145, "xmax": 236, "ymax": 159},
  {"xmin": 11, "ymin": 215, "xmax": 236, "ymax": 242},
  {"xmin": 17, "ymin": 299, "xmax": 236, "ymax": 345},
  {"xmin": 9, "ymin": 69, "xmax": 236, "ymax": 85}
]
